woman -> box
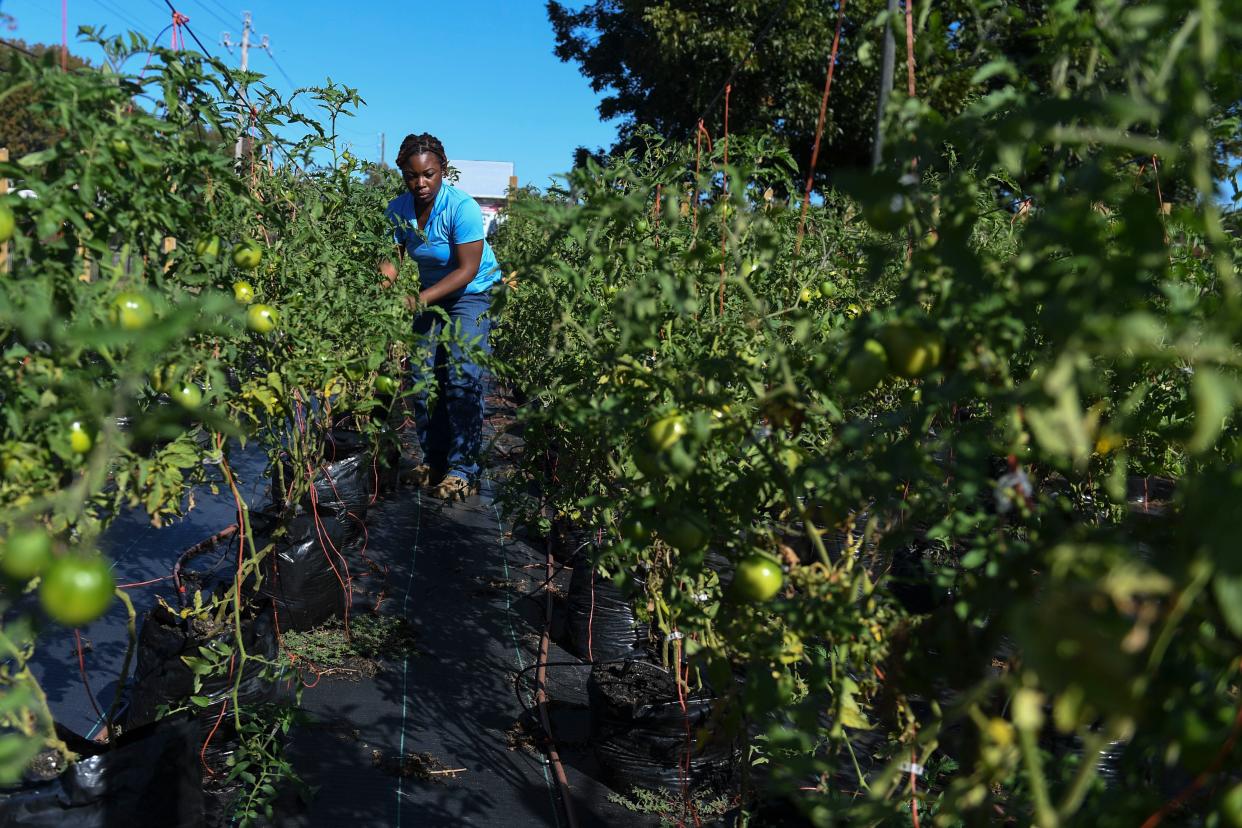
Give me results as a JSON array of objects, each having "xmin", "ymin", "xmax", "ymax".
[{"xmin": 381, "ymin": 133, "xmax": 502, "ymax": 499}]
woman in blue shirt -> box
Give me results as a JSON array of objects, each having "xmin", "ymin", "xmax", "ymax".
[{"xmin": 381, "ymin": 133, "xmax": 501, "ymax": 499}]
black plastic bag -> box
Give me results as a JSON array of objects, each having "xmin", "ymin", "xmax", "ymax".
[
  {"xmin": 127, "ymin": 602, "xmax": 281, "ymax": 732},
  {"xmin": 0, "ymin": 715, "xmax": 202, "ymax": 827},
  {"xmin": 566, "ymin": 563, "xmax": 648, "ymax": 662},
  {"xmin": 588, "ymin": 660, "xmax": 737, "ymax": 793},
  {"xmin": 261, "ymin": 511, "xmax": 361, "ymax": 631},
  {"xmin": 549, "ymin": 519, "xmax": 595, "ymax": 565}
]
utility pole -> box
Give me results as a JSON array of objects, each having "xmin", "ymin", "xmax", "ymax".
[
  {"xmin": 871, "ymin": 0, "xmax": 898, "ymax": 170},
  {"xmin": 222, "ymin": 12, "xmax": 270, "ymax": 162},
  {"xmin": 379, "ymin": 132, "xmax": 386, "ymax": 167}
]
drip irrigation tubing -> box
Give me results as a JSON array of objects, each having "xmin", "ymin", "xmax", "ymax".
[
  {"xmin": 535, "ymin": 534, "xmax": 580, "ymax": 828},
  {"xmin": 73, "ymin": 629, "xmax": 106, "ymax": 723},
  {"xmin": 173, "ymin": 523, "xmax": 239, "ymax": 601}
]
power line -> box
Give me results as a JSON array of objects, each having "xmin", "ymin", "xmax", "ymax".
[
  {"xmin": 84, "ymin": 0, "xmax": 148, "ymax": 36},
  {"xmin": 262, "ymin": 47, "xmax": 296, "ymax": 89},
  {"xmin": 157, "ymin": 0, "xmax": 331, "ymax": 193},
  {"xmin": 200, "ymin": 0, "xmax": 237, "ymax": 26},
  {"xmin": 185, "ymin": 0, "xmax": 233, "ymax": 33},
  {"xmin": 0, "ymin": 39, "xmax": 38, "ymax": 58}
]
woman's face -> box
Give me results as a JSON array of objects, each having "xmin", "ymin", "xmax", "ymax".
[{"xmin": 402, "ymin": 152, "xmax": 444, "ymax": 205}]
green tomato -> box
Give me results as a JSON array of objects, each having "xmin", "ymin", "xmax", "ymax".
[
  {"xmin": 1, "ymin": 528, "xmax": 53, "ymax": 581},
  {"xmin": 658, "ymin": 510, "xmax": 709, "ymax": 553},
  {"xmin": 1219, "ymin": 783, "xmax": 1242, "ymax": 828},
  {"xmin": 172, "ymin": 383, "xmax": 203, "ymax": 409},
  {"xmin": 879, "ymin": 323, "xmax": 943, "ymax": 379},
  {"xmin": 620, "ymin": 514, "xmax": 651, "ymax": 545},
  {"xmin": 39, "ymin": 554, "xmax": 115, "ymax": 626},
  {"xmin": 68, "ymin": 420, "xmax": 93, "ymax": 455},
  {"xmin": 111, "ymin": 291, "xmax": 154, "ymax": 331},
  {"xmin": 819, "ymin": 280, "xmax": 837, "ymax": 298},
  {"xmin": 733, "ymin": 554, "xmax": 784, "ymax": 602},
  {"xmin": 195, "ymin": 235, "xmax": 221, "ymax": 260},
  {"xmin": 232, "ymin": 280, "xmax": 255, "ymax": 304},
  {"xmin": 374, "ymin": 375, "xmax": 399, "ymax": 396},
  {"xmin": 846, "ymin": 340, "xmax": 888, "ymax": 393},
  {"xmin": 646, "ymin": 414, "xmax": 688, "ymax": 452},
  {"xmin": 110, "ymin": 139, "xmax": 131, "ymax": 158},
  {"xmin": 232, "ymin": 242, "xmax": 263, "ymax": 271},
  {"xmin": 246, "ymin": 304, "xmax": 278, "ymax": 334},
  {"xmin": 799, "ymin": 287, "xmax": 814, "ymax": 303},
  {"xmin": 0, "ymin": 202, "xmax": 14, "ymax": 243},
  {"xmin": 863, "ymin": 193, "xmax": 910, "ymax": 234},
  {"xmin": 634, "ymin": 218, "xmax": 650, "ymax": 234}
]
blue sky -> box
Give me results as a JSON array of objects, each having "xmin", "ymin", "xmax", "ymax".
[{"xmin": 2, "ymin": 0, "xmax": 619, "ymax": 190}]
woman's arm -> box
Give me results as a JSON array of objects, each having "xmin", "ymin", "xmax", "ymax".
[
  {"xmin": 416, "ymin": 240, "xmax": 483, "ymax": 306},
  {"xmin": 379, "ymin": 244, "xmax": 404, "ymax": 288}
]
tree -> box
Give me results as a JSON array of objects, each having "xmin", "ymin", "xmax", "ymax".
[
  {"xmin": 547, "ymin": 0, "xmax": 1080, "ymax": 178},
  {"xmin": 0, "ymin": 40, "xmax": 92, "ymax": 158}
]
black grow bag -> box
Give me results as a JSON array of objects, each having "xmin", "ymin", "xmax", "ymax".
[
  {"xmin": 126, "ymin": 601, "xmax": 281, "ymax": 733},
  {"xmin": 0, "ymin": 715, "xmax": 202, "ymax": 827},
  {"xmin": 588, "ymin": 660, "xmax": 737, "ymax": 794},
  {"xmin": 260, "ymin": 510, "xmax": 361, "ymax": 631},
  {"xmin": 274, "ymin": 428, "xmax": 389, "ymax": 519},
  {"xmin": 566, "ymin": 564, "xmax": 648, "ymax": 662}
]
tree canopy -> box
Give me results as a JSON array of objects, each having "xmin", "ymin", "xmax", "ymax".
[
  {"xmin": 0, "ymin": 41, "xmax": 93, "ymax": 159},
  {"xmin": 547, "ymin": 0, "xmax": 1087, "ymax": 177}
]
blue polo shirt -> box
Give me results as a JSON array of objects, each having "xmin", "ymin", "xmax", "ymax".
[{"xmin": 386, "ymin": 183, "xmax": 501, "ymax": 295}]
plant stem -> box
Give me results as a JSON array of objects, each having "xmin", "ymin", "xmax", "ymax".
[
  {"xmin": 1018, "ymin": 725, "xmax": 1057, "ymax": 828},
  {"xmin": 105, "ymin": 588, "xmax": 137, "ymax": 745},
  {"xmin": 0, "ymin": 628, "xmax": 72, "ymax": 760},
  {"xmin": 1057, "ymin": 731, "xmax": 1108, "ymax": 820}
]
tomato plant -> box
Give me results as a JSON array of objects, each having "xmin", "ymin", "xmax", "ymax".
[
  {"xmin": 490, "ymin": 7, "xmax": 1242, "ymax": 820},
  {"xmin": 0, "ymin": 32, "xmax": 420, "ymax": 807}
]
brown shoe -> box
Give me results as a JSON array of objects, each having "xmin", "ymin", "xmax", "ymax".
[
  {"xmin": 400, "ymin": 462, "xmax": 437, "ymax": 487},
  {"xmin": 429, "ymin": 474, "xmax": 475, "ymax": 501}
]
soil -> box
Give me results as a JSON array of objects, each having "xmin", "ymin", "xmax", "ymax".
[
  {"xmin": 370, "ymin": 750, "xmax": 461, "ymax": 781},
  {"xmin": 25, "ymin": 748, "xmax": 66, "ymax": 782},
  {"xmin": 594, "ymin": 660, "xmax": 680, "ymax": 708},
  {"xmin": 504, "ymin": 717, "xmax": 543, "ymax": 756}
]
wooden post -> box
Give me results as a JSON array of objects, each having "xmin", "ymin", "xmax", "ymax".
[
  {"xmin": 508, "ymin": 174, "xmax": 518, "ymax": 205},
  {"xmin": 0, "ymin": 147, "xmax": 9, "ymax": 274}
]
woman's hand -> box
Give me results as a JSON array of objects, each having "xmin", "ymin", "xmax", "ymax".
[
  {"xmin": 403, "ymin": 293, "xmax": 421, "ymax": 312},
  {"xmin": 379, "ymin": 259, "xmax": 398, "ymax": 288}
]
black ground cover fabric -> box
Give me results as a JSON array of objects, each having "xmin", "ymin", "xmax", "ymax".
[
  {"xmin": 278, "ymin": 419, "xmax": 657, "ymax": 827},
  {"xmin": 30, "ymin": 405, "xmax": 666, "ymax": 826},
  {"xmin": 0, "ymin": 716, "xmax": 202, "ymax": 827}
]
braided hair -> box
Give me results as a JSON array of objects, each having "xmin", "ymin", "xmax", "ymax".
[{"xmin": 395, "ymin": 133, "xmax": 448, "ymax": 171}]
